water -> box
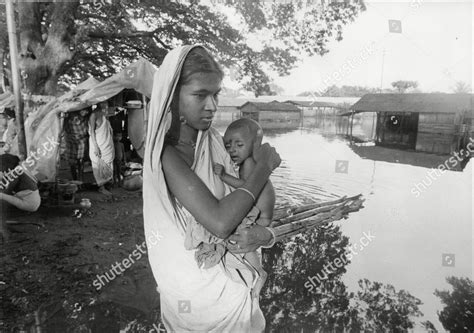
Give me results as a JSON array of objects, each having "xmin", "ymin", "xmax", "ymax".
[
  {"xmin": 216, "ymin": 116, "xmax": 473, "ymax": 332},
  {"xmin": 7, "ymin": 116, "xmax": 469, "ymax": 331}
]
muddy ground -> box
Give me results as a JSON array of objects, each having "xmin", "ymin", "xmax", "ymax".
[{"xmin": 1, "ymin": 185, "xmax": 164, "ymax": 332}]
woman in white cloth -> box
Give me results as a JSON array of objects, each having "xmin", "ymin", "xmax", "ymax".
[
  {"xmin": 89, "ymin": 101, "xmax": 114, "ymax": 195},
  {"xmin": 143, "ymin": 45, "xmax": 281, "ymax": 332}
]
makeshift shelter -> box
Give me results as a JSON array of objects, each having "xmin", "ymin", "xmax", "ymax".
[
  {"xmin": 0, "ymin": 91, "xmax": 14, "ymax": 112},
  {"xmin": 25, "ymin": 58, "xmax": 156, "ymax": 182}
]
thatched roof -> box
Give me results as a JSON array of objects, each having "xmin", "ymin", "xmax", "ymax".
[
  {"xmin": 352, "ymin": 93, "xmax": 474, "ymax": 116},
  {"xmin": 239, "ymin": 101, "xmax": 301, "ymax": 112}
]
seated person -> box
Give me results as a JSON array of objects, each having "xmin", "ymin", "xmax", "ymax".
[{"xmin": 1, "ymin": 153, "xmax": 41, "ymax": 220}]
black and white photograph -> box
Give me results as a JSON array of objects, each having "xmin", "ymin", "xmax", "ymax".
[{"xmin": 0, "ymin": 0, "xmax": 472, "ymax": 331}]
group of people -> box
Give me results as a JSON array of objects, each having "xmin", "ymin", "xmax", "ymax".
[
  {"xmin": 2, "ymin": 44, "xmax": 282, "ymax": 331},
  {"xmin": 64, "ymin": 101, "xmax": 126, "ymax": 195}
]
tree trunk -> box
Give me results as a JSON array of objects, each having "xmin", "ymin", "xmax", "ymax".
[
  {"xmin": 0, "ymin": 23, "xmax": 8, "ymax": 92},
  {"xmin": 18, "ymin": 1, "xmax": 79, "ymax": 96}
]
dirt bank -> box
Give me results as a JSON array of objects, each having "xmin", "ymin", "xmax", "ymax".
[{"xmin": 1, "ymin": 187, "xmax": 162, "ymax": 332}]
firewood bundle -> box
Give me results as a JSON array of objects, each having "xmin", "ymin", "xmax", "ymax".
[{"xmin": 271, "ymin": 194, "xmax": 365, "ymax": 242}]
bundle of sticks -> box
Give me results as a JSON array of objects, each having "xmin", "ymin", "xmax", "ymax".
[{"xmin": 270, "ymin": 194, "xmax": 365, "ymax": 242}]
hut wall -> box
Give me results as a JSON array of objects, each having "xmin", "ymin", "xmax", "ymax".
[
  {"xmin": 215, "ymin": 106, "xmax": 239, "ymax": 124},
  {"xmin": 302, "ymin": 107, "xmax": 318, "ymax": 117},
  {"xmin": 258, "ymin": 110, "xmax": 300, "ymax": 129},
  {"xmin": 416, "ymin": 113, "xmax": 456, "ymax": 154},
  {"xmin": 376, "ymin": 112, "xmax": 418, "ymax": 149},
  {"xmin": 240, "ymin": 104, "xmax": 260, "ymax": 122}
]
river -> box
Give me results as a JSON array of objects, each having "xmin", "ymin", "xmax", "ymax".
[{"xmin": 216, "ymin": 115, "xmax": 473, "ymax": 332}]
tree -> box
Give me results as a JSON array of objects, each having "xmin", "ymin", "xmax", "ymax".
[
  {"xmin": 434, "ymin": 276, "xmax": 474, "ymax": 332},
  {"xmin": 261, "ymin": 224, "xmax": 423, "ymax": 332},
  {"xmin": 452, "ymin": 81, "xmax": 472, "ymax": 94},
  {"xmin": 349, "ymin": 279, "xmax": 423, "ymax": 332},
  {"xmin": 421, "ymin": 320, "xmax": 438, "ymax": 332},
  {"xmin": 391, "ymin": 80, "xmax": 418, "ymax": 93},
  {"xmin": 0, "ymin": 0, "xmax": 366, "ymax": 96},
  {"xmin": 298, "ymin": 85, "xmax": 381, "ymax": 97}
]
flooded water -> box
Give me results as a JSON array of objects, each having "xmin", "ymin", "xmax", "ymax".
[{"xmin": 216, "ymin": 116, "xmax": 473, "ymax": 332}]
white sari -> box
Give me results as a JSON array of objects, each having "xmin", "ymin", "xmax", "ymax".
[
  {"xmin": 89, "ymin": 115, "xmax": 114, "ymax": 186},
  {"xmin": 143, "ymin": 45, "xmax": 265, "ymax": 332}
]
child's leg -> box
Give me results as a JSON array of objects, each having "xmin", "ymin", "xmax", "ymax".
[
  {"xmin": 243, "ymin": 251, "xmax": 267, "ymax": 299},
  {"xmin": 113, "ymin": 160, "xmax": 120, "ymax": 186}
]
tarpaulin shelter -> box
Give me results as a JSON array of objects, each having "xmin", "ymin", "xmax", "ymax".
[
  {"xmin": 0, "ymin": 91, "xmax": 15, "ymax": 112},
  {"xmin": 25, "ymin": 58, "xmax": 157, "ymax": 182}
]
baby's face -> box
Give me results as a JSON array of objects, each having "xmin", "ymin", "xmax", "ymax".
[{"xmin": 223, "ymin": 129, "xmax": 253, "ymax": 165}]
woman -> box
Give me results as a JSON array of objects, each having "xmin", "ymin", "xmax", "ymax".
[
  {"xmin": 144, "ymin": 45, "xmax": 281, "ymax": 331},
  {"xmin": 89, "ymin": 102, "xmax": 114, "ymax": 195}
]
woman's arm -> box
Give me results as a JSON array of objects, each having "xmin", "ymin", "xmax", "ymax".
[
  {"xmin": 0, "ymin": 192, "xmax": 38, "ymax": 212},
  {"xmin": 162, "ymin": 143, "xmax": 279, "ymax": 239}
]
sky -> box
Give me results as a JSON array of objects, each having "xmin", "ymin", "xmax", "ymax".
[{"xmin": 260, "ymin": 0, "xmax": 473, "ymax": 95}]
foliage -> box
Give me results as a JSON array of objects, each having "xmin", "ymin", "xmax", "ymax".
[
  {"xmin": 452, "ymin": 81, "xmax": 472, "ymax": 94},
  {"xmin": 262, "ymin": 224, "xmax": 352, "ymax": 332},
  {"xmin": 421, "ymin": 320, "xmax": 438, "ymax": 332},
  {"xmin": 298, "ymin": 85, "xmax": 390, "ymax": 97},
  {"xmin": 261, "ymin": 225, "xmax": 423, "ymax": 332},
  {"xmin": 349, "ymin": 279, "xmax": 423, "ymax": 332},
  {"xmin": 391, "ymin": 80, "xmax": 418, "ymax": 93},
  {"xmin": 0, "ymin": 0, "xmax": 366, "ymax": 96},
  {"xmin": 434, "ymin": 276, "xmax": 474, "ymax": 332}
]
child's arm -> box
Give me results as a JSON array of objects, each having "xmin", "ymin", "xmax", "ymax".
[{"xmin": 213, "ymin": 163, "xmax": 245, "ymax": 188}]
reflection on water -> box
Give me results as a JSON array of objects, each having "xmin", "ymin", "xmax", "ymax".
[{"xmin": 217, "ymin": 115, "xmax": 472, "ymax": 332}]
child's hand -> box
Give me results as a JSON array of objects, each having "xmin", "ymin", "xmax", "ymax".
[{"xmin": 213, "ymin": 163, "xmax": 225, "ymax": 177}]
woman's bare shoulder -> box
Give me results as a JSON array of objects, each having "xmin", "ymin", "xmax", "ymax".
[{"xmin": 161, "ymin": 144, "xmax": 192, "ymax": 170}]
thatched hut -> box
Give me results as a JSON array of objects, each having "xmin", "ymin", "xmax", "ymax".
[
  {"xmin": 350, "ymin": 93, "xmax": 473, "ymax": 154},
  {"xmin": 239, "ymin": 101, "xmax": 301, "ymax": 129}
]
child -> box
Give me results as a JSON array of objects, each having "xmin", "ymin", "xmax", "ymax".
[
  {"xmin": 213, "ymin": 118, "xmax": 276, "ymax": 298},
  {"xmin": 113, "ymin": 132, "xmax": 126, "ymax": 186}
]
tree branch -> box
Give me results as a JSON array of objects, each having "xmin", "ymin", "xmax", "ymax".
[
  {"xmin": 86, "ymin": 28, "xmax": 171, "ymax": 50},
  {"xmin": 87, "ymin": 28, "xmax": 161, "ymax": 39}
]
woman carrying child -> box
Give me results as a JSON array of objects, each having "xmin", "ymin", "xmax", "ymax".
[{"xmin": 143, "ymin": 45, "xmax": 281, "ymax": 331}]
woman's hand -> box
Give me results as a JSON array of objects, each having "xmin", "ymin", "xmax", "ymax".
[
  {"xmin": 252, "ymin": 140, "xmax": 281, "ymax": 172},
  {"xmin": 226, "ymin": 225, "xmax": 273, "ymax": 253}
]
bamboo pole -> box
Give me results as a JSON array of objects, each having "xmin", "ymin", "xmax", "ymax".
[
  {"xmin": 273, "ymin": 194, "xmax": 362, "ymax": 221},
  {"xmin": 5, "ymin": 0, "xmax": 27, "ymax": 158},
  {"xmin": 270, "ymin": 195, "xmax": 365, "ymax": 242}
]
